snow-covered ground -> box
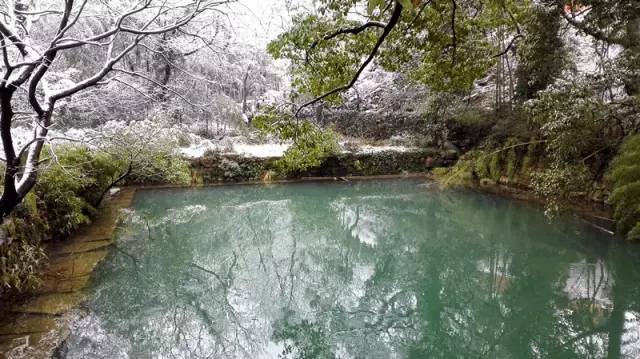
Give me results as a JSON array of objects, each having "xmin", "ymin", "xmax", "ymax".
[
  {"xmin": 233, "ymin": 143, "xmax": 290, "ymax": 157},
  {"xmin": 179, "ymin": 140, "xmax": 218, "ymax": 158},
  {"xmin": 179, "ymin": 140, "xmax": 290, "ymax": 158},
  {"xmin": 356, "ymin": 145, "xmax": 415, "ymax": 154},
  {"xmin": 178, "ymin": 136, "xmax": 416, "ymax": 158},
  {"xmin": 2, "ymin": 121, "xmax": 418, "ymax": 163}
]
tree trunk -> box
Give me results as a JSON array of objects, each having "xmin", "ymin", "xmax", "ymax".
[
  {"xmin": 95, "ymin": 162, "xmax": 133, "ymax": 208},
  {"xmin": 624, "ymin": 17, "xmax": 640, "ymax": 96},
  {"xmin": 315, "ymin": 103, "xmax": 325, "ymax": 126},
  {"xmin": 0, "ymin": 88, "xmax": 20, "ymax": 219},
  {"xmin": 241, "ymin": 71, "xmax": 250, "ymax": 114}
]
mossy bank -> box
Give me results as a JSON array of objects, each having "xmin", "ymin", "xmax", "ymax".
[{"xmin": 190, "ymin": 148, "xmax": 458, "ymax": 184}]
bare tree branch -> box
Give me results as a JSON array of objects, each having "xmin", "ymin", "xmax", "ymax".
[
  {"xmin": 493, "ymin": 34, "xmax": 522, "ymax": 58},
  {"xmin": 113, "ymin": 67, "xmax": 205, "ymax": 107},
  {"xmin": 557, "ymin": 3, "xmax": 629, "ymax": 47}
]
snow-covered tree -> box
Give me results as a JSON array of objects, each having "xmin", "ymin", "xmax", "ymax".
[{"xmin": 0, "ymin": 0, "xmax": 233, "ymax": 218}]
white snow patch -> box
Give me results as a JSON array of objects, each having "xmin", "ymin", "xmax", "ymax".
[
  {"xmin": 232, "ymin": 143, "xmax": 289, "ymax": 157},
  {"xmin": 356, "ymin": 145, "xmax": 415, "ymax": 154},
  {"xmin": 179, "ymin": 140, "xmax": 217, "ymax": 158}
]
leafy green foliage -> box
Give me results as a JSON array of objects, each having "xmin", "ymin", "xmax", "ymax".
[
  {"xmin": 443, "ymin": 144, "xmax": 516, "ymax": 186},
  {"xmin": 270, "ymin": 0, "xmax": 532, "ymax": 98},
  {"xmin": 0, "ymin": 240, "xmax": 46, "ymax": 293},
  {"xmin": 515, "ymin": 4, "xmax": 568, "ymax": 100},
  {"xmin": 505, "ymin": 138, "xmax": 519, "ymax": 179},
  {"xmin": 121, "ymin": 145, "xmax": 191, "ymax": 186},
  {"xmin": 619, "ymin": 46, "xmax": 640, "ymax": 95},
  {"xmin": 98, "ymin": 121, "xmax": 191, "ymax": 186},
  {"xmin": 530, "ymin": 162, "xmax": 590, "ymax": 217},
  {"xmin": 35, "ymin": 146, "xmax": 115, "ymax": 237},
  {"xmin": 253, "ymin": 108, "xmax": 340, "ymax": 175},
  {"xmin": 508, "ymin": 78, "xmax": 625, "ymax": 214},
  {"xmin": 379, "ymin": 0, "xmax": 503, "ymax": 92},
  {"xmin": 35, "ymin": 142, "xmax": 190, "ymax": 238},
  {"xmin": 36, "ymin": 146, "xmax": 98, "ymax": 237},
  {"xmin": 608, "ymin": 135, "xmax": 640, "ymax": 240},
  {"xmin": 267, "ymin": 15, "xmax": 377, "ymax": 103},
  {"xmin": 439, "ymin": 149, "xmax": 484, "ymax": 186},
  {"xmin": 275, "ymin": 126, "xmax": 340, "ymax": 174},
  {"xmin": 521, "ymin": 139, "xmax": 541, "ymax": 172},
  {"xmin": 526, "ymin": 79, "xmax": 610, "ymax": 165}
]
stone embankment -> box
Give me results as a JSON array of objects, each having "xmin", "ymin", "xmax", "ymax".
[{"xmin": 0, "ymin": 189, "xmax": 135, "ymax": 358}]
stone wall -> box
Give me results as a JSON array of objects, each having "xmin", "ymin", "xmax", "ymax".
[{"xmin": 190, "ymin": 149, "xmax": 457, "ymax": 184}]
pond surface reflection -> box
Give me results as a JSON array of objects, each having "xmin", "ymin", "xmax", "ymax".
[{"xmin": 62, "ymin": 179, "xmax": 640, "ymax": 358}]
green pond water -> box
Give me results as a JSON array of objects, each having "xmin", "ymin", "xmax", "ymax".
[{"xmin": 61, "ymin": 179, "xmax": 640, "ymax": 358}]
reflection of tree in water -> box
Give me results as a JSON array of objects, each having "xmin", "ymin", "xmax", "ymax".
[{"xmin": 62, "ymin": 181, "xmax": 640, "ymax": 358}]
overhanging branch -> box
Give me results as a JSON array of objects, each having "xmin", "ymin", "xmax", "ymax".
[
  {"xmin": 310, "ymin": 21, "xmax": 386, "ymax": 50},
  {"xmin": 493, "ymin": 34, "xmax": 522, "ymax": 58},
  {"xmin": 295, "ymin": 2, "xmax": 404, "ymax": 116},
  {"xmin": 557, "ymin": 2, "xmax": 629, "ymax": 47}
]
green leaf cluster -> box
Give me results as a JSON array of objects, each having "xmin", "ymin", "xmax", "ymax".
[
  {"xmin": 530, "ymin": 162, "xmax": 590, "ymax": 217},
  {"xmin": 526, "ymin": 80, "xmax": 610, "ymax": 164},
  {"xmin": 271, "ymin": 0, "xmax": 532, "ymax": 97},
  {"xmin": 267, "ymin": 14, "xmax": 377, "ymax": 104},
  {"xmin": 253, "ymin": 108, "xmax": 340, "ymax": 175},
  {"xmin": 515, "ymin": 4, "xmax": 568, "ymax": 100},
  {"xmin": 0, "ymin": 192, "xmax": 47, "ymax": 293}
]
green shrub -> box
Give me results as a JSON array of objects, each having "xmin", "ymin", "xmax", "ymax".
[
  {"xmin": 123, "ymin": 148, "xmax": 191, "ymax": 185},
  {"xmin": 253, "ymin": 107, "xmax": 341, "ymax": 175},
  {"xmin": 36, "ymin": 147, "xmax": 95, "ymax": 237},
  {"xmin": 473, "ymin": 152, "xmax": 491, "ymax": 179},
  {"xmin": 530, "ymin": 162, "xmax": 590, "ymax": 217},
  {"xmin": 431, "ymin": 167, "xmax": 450, "ymax": 177},
  {"xmin": 441, "ymin": 150, "xmax": 483, "ymax": 186},
  {"xmin": 0, "ymin": 240, "xmax": 46, "ymax": 292},
  {"xmin": 276, "ymin": 125, "xmax": 340, "ymax": 175},
  {"xmin": 0, "ymin": 138, "xmax": 190, "ymax": 295},
  {"xmin": 526, "ymin": 79, "xmax": 610, "ymax": 165},
  {"xmin": 98, "ymin": 120, "xmax": 191, "ymax": 186},
  {"xmin": 521, "ymin": 139, "xmax": 540, "ymax": 172},
  {"xmin": 514, "ymin": 5, "xmax": 567, "ymax": 101},
  {"xmin": 608, "ymin": 135, "xmax": 640, "ymax": 240},
  {"xmin": 0, "ymin": 193, "xmax": 47, "ymax": 293}
]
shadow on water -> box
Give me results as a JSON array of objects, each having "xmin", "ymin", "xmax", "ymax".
[{"xmin": 59, "ymin": 179, "xmax": 640, "ymax": 358}]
